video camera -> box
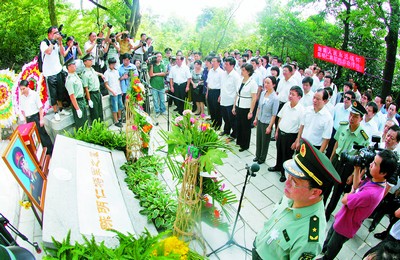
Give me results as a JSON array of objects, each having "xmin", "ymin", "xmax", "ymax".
[
  {"xmin": 96, "ymin": 38, "xmax": 104, "ymax": 45},
  {"xmin": 341, "ymin": 135, "xmax": 381, "ymax": 168}
]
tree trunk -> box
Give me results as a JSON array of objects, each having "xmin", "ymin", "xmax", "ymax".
[
  {"xmin": 126, "ymin": 0, "xmax": 141, "ymax": 39},
  {"xmin": 381, "ymin": 0, "xmax": 399, "ymax": 99},
  {"xmin": 336, "ymin": 0, "xmax": 351, "ymax": 81},
  {"xmin": 48, "ymin": 0, "xmax": 57, "ymax": 26}
]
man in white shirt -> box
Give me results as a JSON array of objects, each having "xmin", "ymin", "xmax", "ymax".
[
  {"xmin": 386, "ymin": 102, "xmax": 399, "ymax": 126},
  {"xmin": 294, "ymin": 88, "xmax": 333, "ymax": 152},
  {"xmin": 290, "ymin": 62, "xmax": 302, "ymax": 87},
  {"xmin": 268, "ymin": 86, "xmax": 304, "ymax": 182},
  {"xmin": 220, "ymin": 56, "xmax": 241, "ymax": 139},
  {"xmin": 84, "ymin": 31, "xmax": 105, "ymax": 71},
  {"xmin": 361, "ymin": 102, "xmax": 381, "ymax": 141},
  {"xmin": 323, "ymin": 75, "xmax": 337, "ymax": 106},
  {"xmin": 169, "ymin": 55, "xmax": 191, "ymax": 115},
  {"xmin": 276, "ymin": 65, "xmax": 297, "ymax": 105},
  {"xmin": 299, "ymin": 76, "xmax": 314, "ymax": 108},
  {"xmin": 374, "ymin": 95, "xmax": 387, "ymax": 132},
  {"xmin": 206, "ymin": 56, "xmax": 224, "ymax": 129},
  {"xmin": 41, "ymin": 26, "xmax": 69, "ymax": 121},
  {"xmin": 18, "ymin": 80, "xmax": 53, "ymax": 154},
  {"xmin": 132, "ymin": 33, "xmax": 147, "ymax": 62}
]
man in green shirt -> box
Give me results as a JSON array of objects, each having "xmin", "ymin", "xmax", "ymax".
[
  {"xmin": 149, "ymin": 52, "xmax": 166, "ymax": 117},
  {"xmin": 253, "ymin": 138, "xmax": 341, "ymax": 259},
  {"xmin": 81, "ymin": 54, "xmax": 105, "ymax": 122},
  {"xmin": 324, "ymin": 100, "xmax": 369, "ymax": 220},
  {"xmin": 65, "ymin": 57, "xmax": 88, "ymax": 129}
]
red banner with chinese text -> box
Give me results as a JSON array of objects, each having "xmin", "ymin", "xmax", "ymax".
[{"xmin": 314, "ymin": 44, "xmax": 365, "ymax": 73}]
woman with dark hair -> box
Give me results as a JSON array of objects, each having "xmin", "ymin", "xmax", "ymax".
[
  {"xmin": 253, "ymin": 76, "xmax": 279, "ymax": 163},
  {"xmin": 190, "ymin": 60, "xmax": 205, "ymax": 115},
  {"xmin": 270, "ymin": 66, "xmax": 280, "ymax": 91},
  {"xmin": 232, "ymin": 63, "xmax": 258, "ymax": 152}
]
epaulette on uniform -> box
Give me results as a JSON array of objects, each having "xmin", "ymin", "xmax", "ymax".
[
  {"xmin": 360, "ymin": 129, "xmax": 369, "ymax": 141},
  {"xmin": 308, "ymin": 215, "xmax": 319, "ymax": 242}
]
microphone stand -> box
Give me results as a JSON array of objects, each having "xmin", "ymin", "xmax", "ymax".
[{"xmin": 206, "ymin": 164, "xmax": 258, "ymax": 257}]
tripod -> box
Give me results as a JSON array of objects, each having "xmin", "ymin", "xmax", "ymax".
[{"xmin": 206, "ymin": 163, "xmax": 260, "ymax": 257}]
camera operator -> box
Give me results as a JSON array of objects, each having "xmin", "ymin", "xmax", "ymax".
[
  {"xmin": 103, "ymin": 25, "xmax": 120, "ymax": 67},
  {"xmin": 116, "ymin": 31, "xmax": 133, "ymax": 64},
  {"xmin": 320, "ymin": 149, "xmax": 398, "ymax": 260},
  {"xmin": 64, "ymin": 36, "xmax": 82, "ymax": 62},
  {"xmin": 149, "ymin": 52, "xmax": 166, "ymax": 117},
  {"xmin": 84, "ymin": 29, "xmax": 105, "ymax": 72},
  {"xmin": 368, "ymin": 124, "xmax": 400, "ymax": 236},
  {"xmin": 41, "ymin": 26, "xmax": 70, "ymax": 121},
  {"xmin": 143, "ymin": 37, "xmax": 153, "ymax": 62},
  {"xmin": 324, "ymin": 100, "xmax": 370, "ymax": 220},
  {"xmin": 133, "ymin": 33, "xmax": 147, "ymax": 62}
]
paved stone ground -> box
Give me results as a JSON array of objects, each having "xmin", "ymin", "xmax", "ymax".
[{"xmin": 1, "ymin": 104, "xmax": 390, "ymax": 259}]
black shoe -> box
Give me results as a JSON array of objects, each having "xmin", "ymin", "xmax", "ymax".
[
  {"xmin": 115, "ymin": 122, "xmax": 123, "ymax": 128},
  {"xmin": 253, "ymin": 157, "xmax": 259, "ymax": 162},
  {"xmin": 270, "ymin": 137, "xmax": 276, "ymax": 141},
  {"xmin": 374, "ymin": 231, "xmax": 387, "ymax": 240},
  {"xmin": 279, "ymin": 175, "xmax": 287, "ymax": 182},
  {"xmin": 268, "ymin": 166, "xmax": 280, "ymax": 172},
  {"xmin": 258, "ymin": 160, "xmax": 265, "ymax": 164},
  {"xmin": 239, "ymin": 148, "xmax": 247, "ymax": 152}
]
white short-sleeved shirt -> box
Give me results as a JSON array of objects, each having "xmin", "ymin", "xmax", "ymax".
[
  {"xmin": 19, "ymin": 89, "xmax": 42, "ymax": 117},
  {"xmin": 301, "ymin": 106, "xmax": 333, "ymax": 146},
  {"xmin": 220, "ymin": 70, "xmax": 241, "ymax": 106},
  {"xmin": 300, "ymin": 90, "xmax": 314, "ymax": 108},
  {"xmin": 235, "ymin": 77, "xmax": 258, "ymax": 109},
  {"xmin": 104, "ymin": 69, "xmax": 122, "ymax": 95},
  {"xmin": 169, "ymin": 64, "xmax": 191, "ymax": 85},
  {"xmin": 206, "ymin": 67, "xmax": 224, "ymax": 89},
  {"xmin": 276, "ymin": 77, "xmax": 297, "ymax": 103},
  {"xmin": 277, "ymin": 101, "xmax": 305, "ymax": 133},
  {"xmin": 40, "ymin": 40, "xmax": 62, "ymax": 77}
]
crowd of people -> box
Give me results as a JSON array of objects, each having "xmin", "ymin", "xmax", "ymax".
[{"xmin": 17, "ymin": 24, "xmax": 400, "ymax": 259}]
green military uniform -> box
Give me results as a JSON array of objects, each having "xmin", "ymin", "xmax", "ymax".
[
  {"xmin": 65, "ymin": 72, "xmax": 88, "ymax": 129},
  {"xmin": 254, "ymin": 196, "xmax": 326, "ymax": 259},
  {"xmin": 334, "ymin": 121, "xmax": 369, "ymax": 157},
  {"xmin": 253, "ymin": 138, "xmax": 341, "ymax": 259},
  {"xmin": 81, "ymin": 66, "xmax": 103, "ymax": 122}
]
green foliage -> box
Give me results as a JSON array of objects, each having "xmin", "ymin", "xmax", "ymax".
[
  {"xmin": 43, "ymin": 229, "xmax": 185, "ymax": 259},
  {"xmin": 122, "ymin": 156, "xmax": 177, "ymax": 230},
  {"xmin": 65, "ymin": 119, "xmax": 126, "ymax": 151}
]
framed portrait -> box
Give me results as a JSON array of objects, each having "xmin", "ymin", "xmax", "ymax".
[{"xmin": 2, "ymin": 131, "xmax": 47, "ymax": 212}]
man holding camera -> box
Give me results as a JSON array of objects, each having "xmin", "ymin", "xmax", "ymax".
[
  {"xmin": 133, "ymin": 33, "xmax": 147, "ymax": 62},
  {"xmin": 320, "ymin": 149, "xmax": 398, "ymax": 259},
  {"xmin": 116, "ymin": 31, "xmax": 133, "ymax": 64},
  {"xmin": 324, "ymin": 100, "xmax": 370, "ymax": 220},
  {"xmin": 118, "ymin": 53, "xmax": 138, "ymax": 105},
  {"xmin": 149, "ymin": 52, "xmax": 167, "ymax": 117},
  {"xmin": 64, "ymin": 36, "xmax": 82, "ymax": 62},
  {"xmin": 84, "ymin": 30, "xmax": 105, "ymax": 72},
  {"xmin": 41, "ymin": 26, "xmax": 70, "ymax": 121}
]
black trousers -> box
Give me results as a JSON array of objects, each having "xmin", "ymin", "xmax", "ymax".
[
  {"xmin": 236, "ymin": 107, "xmax": 252, "ymax": 150},
  {"xmin": 275, "ymin": 130, "xmax": 297, "ymax": 175},
  {"xmin": 207, "ymin": 89, "xmax": 222, "ymax": 129},
  {"xmin": 26, "ymin": 113, "xmax": 53, "ymax": 155},
  {"xmin": 173, "ymin": 82, "xmax": 187, "ymax": 115},
  {"xmin": 324, "ymin": 154, "xmax": 354, "ymax": 220},
  {"xmin": 221, "ymin": 105, "xmax": 236, "ymax": 138}
]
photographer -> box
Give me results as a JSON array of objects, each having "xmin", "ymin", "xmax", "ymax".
[
  {"xmin": 116, "ymin": 30, "xmax": 133, "ymax": 64},
  {"xmin": 104, "ymin": 25, "xmax": 120, "ymax": 67},
  {"xmin": 324, "ymin": 100, "xmax": 370, "ymax": 220},
  {"xmin": 149, "ymin": 52, "xmax": 166, "ymax": 117},
  {"xmin": 64, "ymin": 36, "xmax": 82, "ymax": 62},
  {"xmin": 320, "ymin": 149, "xmax": 398, "ymax": 260},
  {"xmin": 133, "ymin": 33, "xmax": 147, "ymax": 62},
  {"xmin": 84, "ymin": 29, "xmax": 105, "ymax": 72}
]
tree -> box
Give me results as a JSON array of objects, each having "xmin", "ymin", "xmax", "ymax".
[{"xmin": 48, "ymin": 0, "xmax": 58, "ymax": 26}]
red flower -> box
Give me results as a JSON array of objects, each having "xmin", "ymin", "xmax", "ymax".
[{"xmin": 214, "ymin": 209, "xmax": 220, "ymax": 219}]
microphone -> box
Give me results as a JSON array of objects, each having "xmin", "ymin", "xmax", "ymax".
[{"xmin": 251, "ymin": 163, "xmax": 260, "ymax": 173}]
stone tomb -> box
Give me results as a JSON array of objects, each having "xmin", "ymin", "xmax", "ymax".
[{"xmin": 42, "ymin": 135, "xmax": 157, "ymax": 248}]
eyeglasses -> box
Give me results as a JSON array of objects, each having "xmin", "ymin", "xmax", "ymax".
[
  {"xmin": 344, "ymin": 96, "xmax": 351, "ymax": 100},
  {"xmin": 287, "ymin": 175, "xmax": 310, "ymax": 189}
]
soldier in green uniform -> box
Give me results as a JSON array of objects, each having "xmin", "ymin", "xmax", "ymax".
[
  {"xmin": 324, "ymin": 100, "xmax": 369, "ymax": 220},
  {"xmin": 253, "ymin": 138, "xmax": 341, "ymax": 260},
  {"xmin": 81, "ymin": 54, "xmax": 105, "ymax": 122},
  {"xmin": 65, "ymin": 57, "xmax": 88, "ymax": 129}
]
